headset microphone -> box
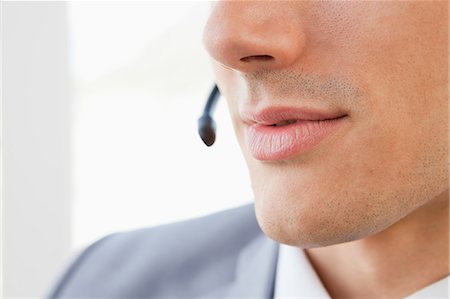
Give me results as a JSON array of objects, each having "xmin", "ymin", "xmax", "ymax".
[{"xmin": 198, "ymin": 85, "xmax": 220, "ymax": 146}]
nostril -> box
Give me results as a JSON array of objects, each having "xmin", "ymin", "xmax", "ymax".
[{"xmin": 240, "ymin": 55, "xmax": 274, "ymax": 62}]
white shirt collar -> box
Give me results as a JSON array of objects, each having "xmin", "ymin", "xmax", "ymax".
[
  {"xmin": 274, "ymin": 244, "xmax": 449, "ymax": 299},
  {"xmin": 274, "ymin": 244, "xmax": 330, "ymax": 298}
]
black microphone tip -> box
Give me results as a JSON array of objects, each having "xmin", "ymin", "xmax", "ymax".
[{"xmin": 198, "ymin": 115, "xmax": 216, "ymax": 146}]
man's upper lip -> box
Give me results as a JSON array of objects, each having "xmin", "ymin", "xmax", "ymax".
[{"xmin": 240, "ymin": 106, "xmax": 347, "ymax": 126}]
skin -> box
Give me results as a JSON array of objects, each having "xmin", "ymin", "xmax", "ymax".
[{"xmin": 203, "ymin": 1, "xmax": 448, "ymax": 298}]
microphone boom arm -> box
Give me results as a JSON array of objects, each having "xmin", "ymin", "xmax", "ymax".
[{"xmin": 198, "ymin": 85, "xmax": 220, "ymax": 146}]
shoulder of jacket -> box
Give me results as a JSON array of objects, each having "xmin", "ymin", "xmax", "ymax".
[
  {"xmin": 48, "ymin": 203, "xmax": 262, "ymax": 298},
  {"xmin": 108, "ymin": 203, "xmax": 259, "ymax": 251}
]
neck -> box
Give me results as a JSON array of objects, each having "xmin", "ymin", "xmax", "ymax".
[{"xmin": 306, "ymin": 190, "xmax": 449, "ymax": 299}]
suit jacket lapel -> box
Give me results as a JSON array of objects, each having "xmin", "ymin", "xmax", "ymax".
[{"xmin": 223, "ymin": 233, "xmax": 279, "ymax": 298}]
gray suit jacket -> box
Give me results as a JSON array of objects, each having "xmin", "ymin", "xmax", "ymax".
[{"xmin": 48, "ymin": 204, "xmax": 280, "ymax": 298}]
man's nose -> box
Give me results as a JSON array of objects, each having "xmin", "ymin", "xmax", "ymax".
[{"xmin": 203, "ymin": 1, "xmax": 306, "ymax": 74}]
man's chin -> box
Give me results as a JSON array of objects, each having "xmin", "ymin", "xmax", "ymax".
[{"xmin": 253, "ymin": 200, "xmax": 381, "ymax": 248}]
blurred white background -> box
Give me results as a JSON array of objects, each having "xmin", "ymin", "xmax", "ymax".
[{"xmin": 2, "ymin": 2, "xmax": 253, "ymax": 297}]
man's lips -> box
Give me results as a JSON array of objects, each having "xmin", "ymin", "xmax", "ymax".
[
  {"xmin": 241, "ymin": 106, "xmax": 347, "ymax": 125},
  {"xmin": 240, "ymin": 106, "xmax": 348, "ymax": 161}
]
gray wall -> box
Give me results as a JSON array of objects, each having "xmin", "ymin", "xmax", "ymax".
[{"xmin": 2, "ymin": 2, "xmax": 72, "ymax": 297}]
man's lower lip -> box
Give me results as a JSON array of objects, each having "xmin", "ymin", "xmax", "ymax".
[{"xmin": 245, "ymin": 117, "xmax": 347, "ymax": 161}]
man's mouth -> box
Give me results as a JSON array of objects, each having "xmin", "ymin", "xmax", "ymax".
[
  {"xmin": 241, "ymin": 105, "xmax": 347, "ymax": 124},
  {"xmin": 241, "ymin": 106, "xmax": 348, "ymax": 161},
  {"xmin": 270, "ymin": 119, "xmax": 298, "ymax": 127}
]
